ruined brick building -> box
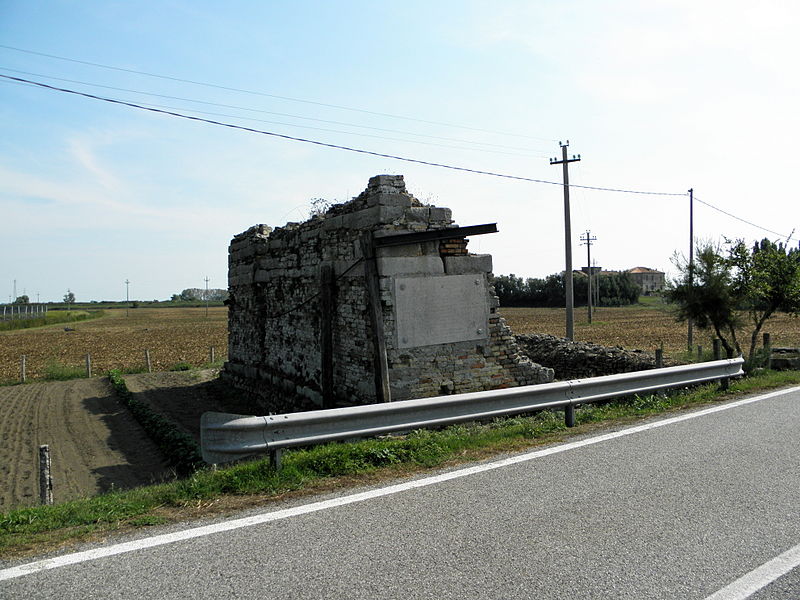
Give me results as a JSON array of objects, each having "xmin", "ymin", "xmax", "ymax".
[{"xmin": 223, "ymin": 175, "xmax": 553, "ymax": 413}]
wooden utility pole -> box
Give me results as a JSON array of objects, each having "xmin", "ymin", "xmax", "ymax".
[
  {"xmin": 580, "ymin": 230, "xmax": 597, "ymax": 323},
  {"xmin": 688, "ymin": 188, "xmax": 694, "ymax": 351},
  {"xmin": 550, "ymin": 141, "xmax": 581, "ymax": 340}
]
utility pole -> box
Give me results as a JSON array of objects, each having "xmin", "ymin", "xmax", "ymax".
[
  {"xmin": 125, "ymin": 279, "xmax": 130, "ymax": 317},
  {"xmin": 580, "ymin": 230, "xmax": 597, "ymax": 324},
  {"xmin": 688, "ymin": 188, "xmax": 694, "ymax": 351},
  {"xmin": 204, "ymin": 276, "xmax": 210, "ymax": 318},
  {"xmin": 550, "ymin": 141, "xmax": 581, "ymax": 340}
]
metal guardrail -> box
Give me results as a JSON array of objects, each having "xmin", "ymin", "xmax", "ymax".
[{"xmin": 201, "ymin": 357, "xmax": 744, "ymax": 467}]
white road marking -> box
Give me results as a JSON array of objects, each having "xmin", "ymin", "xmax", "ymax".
[
  {"xmin": 1, "ymin": 386, "xmax": 798, "ymax": 583},
  {"xmin": 705, "ymin": 542, "xmax": 800, "ymax": 600}
]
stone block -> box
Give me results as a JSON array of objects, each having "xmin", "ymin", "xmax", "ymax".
[
  {"xmin": 429, "ymin": 207, "xmax": 453, "ymax": 223},
  {"xmin": 364, "ymin": 192, "xmax": 413, "ymax": 208},
  {"xmin": 377, "ymin": 256, "xmax": 445, "ymax": 277},
  {"xmin": 405, "ymin": 207, "xmax": 430, "ymax": 223},
  {"xmin": 444, "ymin": 255, "xmax": 493, "ymax": 275},
  {"xmin": 376, "ymin": 243, "xmax": 425, "ymax": 258}
]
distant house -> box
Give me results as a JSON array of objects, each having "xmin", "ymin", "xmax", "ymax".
[{"xmin": 626, "ymin": 267, "xmax": 665, "ymax": 294}]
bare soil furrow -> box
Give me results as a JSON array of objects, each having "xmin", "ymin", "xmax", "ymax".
[{"xmin": 0, "ymin": 379, "xmax": 171, "ymax": 510}]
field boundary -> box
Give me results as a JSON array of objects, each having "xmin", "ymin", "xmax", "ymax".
[{"xmin": 108, "ymin": 371, "xmax": 203, "ymax": 475}]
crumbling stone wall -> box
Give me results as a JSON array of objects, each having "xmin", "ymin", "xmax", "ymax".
[
  {"xmin": 514, "ymin": 334, "xmax": 659, "ymax": 380},
  {"xmin": 223, "ymin": 175, "xmax": 553, "ymax": 413}
]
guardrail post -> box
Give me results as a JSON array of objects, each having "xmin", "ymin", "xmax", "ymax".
[
  {"xmin": 696, "ymin": 345, "xmax": 703, "ymax": 361},
  {"xmin": 565, "ymin": 404, "xmax": 575, "ymax": 427},
  {"xmin": 712, "ymin": 340, "xmax": 729, "ymax": 390},
  {"xmin": 269, "ymin": 448, "xmax": 283, "ymax": 470},
  {"xmin": 654, "ymin": 348, "xmax": 667, "ymax": 398}
]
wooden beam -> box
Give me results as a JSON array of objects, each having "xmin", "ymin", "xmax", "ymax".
[
  {"xmin": 320, "ymin": 265, "xmax": 335, "ymax": 409},
  {"xmin": 360, "ymin": 236, "xmax": 392, "ymax": 403}
]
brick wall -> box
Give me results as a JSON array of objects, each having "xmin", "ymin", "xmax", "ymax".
[{"xmin": 222, "ymin": 175, "xmax": 553, "ymax": 413}]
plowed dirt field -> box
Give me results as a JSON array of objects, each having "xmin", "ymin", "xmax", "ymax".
[
  {"xmin": 0, "ymin": 378, "xmax": 170, "ymax": 510},
  {"xmin": 0, "ymin": 371, "xmax": 261, "ymax": 511}
]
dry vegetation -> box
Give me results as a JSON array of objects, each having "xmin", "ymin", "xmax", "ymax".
[
  {"xmin": 2, "ymin": 303, "xmax": 799, "ymax": 383},
  {"xmin": 0, "ymin": 307, "xmax": 228, "ymax": 383},
  {"xmin": 501, "ymin": 302, "xmax": 800, "ymax": 359}
]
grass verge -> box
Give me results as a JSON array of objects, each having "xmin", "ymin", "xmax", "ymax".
[{"xmin": 2, "ymin": 369, "xmax": 800, "ymax": 559}]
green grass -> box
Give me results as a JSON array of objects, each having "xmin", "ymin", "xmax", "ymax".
[
  {"xmin": 0, "ymin": 310, "xmax": 104, "ymax": 332},
  {"xmin": 107, "ymin": 370, "xmax": 203, "ymax": 475},
  {"xmin": 2, "ymin": 368, "xmax": 800, "ymax": 557},
  {"xmin": 42, "ymin": 360, "xmax": 87, "ymax": 382}
]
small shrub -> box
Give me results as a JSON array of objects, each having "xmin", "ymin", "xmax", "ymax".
[{"xmin": 169, "ymin": 362, "xmax": 192, "ymax": 372}]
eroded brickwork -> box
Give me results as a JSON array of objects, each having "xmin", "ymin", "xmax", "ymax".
[{"xmin": 223, "ymin": 175, "xmax": 553, "ymax": 413}]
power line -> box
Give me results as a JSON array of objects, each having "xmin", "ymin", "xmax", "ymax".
[
  {"xmin": 0, "ymin": 73, "xmax": 689, "ymax": 197},
  {"xmin": 0, "ymin": 66, "xmax": 550, "ymax": 156},
  {"xmin": 0, "ymin": 43, "xmax": 558, "ymax": 143},
  {"xmin": 126, "ymin": 101, "xmax": 544, "ymax": 158},
  {"xmin": 693, "ymin": 195, "xmax": 794, "ymax": 242}
]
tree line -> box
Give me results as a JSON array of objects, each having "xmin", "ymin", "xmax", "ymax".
[{"xmin": 493, "ymin": 271, "xmax": 641, "ymax": 308}]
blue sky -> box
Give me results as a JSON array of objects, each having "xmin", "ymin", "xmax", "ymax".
[{"xmin": 1, "ymin": 1, "xmax": 798, "ymax": 302}]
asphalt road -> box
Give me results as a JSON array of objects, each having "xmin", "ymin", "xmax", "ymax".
[{"xmin": 2, "ymin": 387, "xmax": 799, "ymax": 599}]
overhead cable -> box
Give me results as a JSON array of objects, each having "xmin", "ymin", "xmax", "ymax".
[
  {"xmin": 0, "ymin": 73, "xmax": 688, "ymax": 197},
  {"xmin": 0, "ymin": 44, "xmax": 557, "ymax": 142},
  {"xmin": 694, "ymin": 195, "xmax": 795, "ymax": 242},
  {"xmin": 0, "ymin": 66, "xmax": 549, "ymax": 156}
]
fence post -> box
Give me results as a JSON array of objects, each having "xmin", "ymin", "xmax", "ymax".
[
  {"xmin": 696, "ymin": 345, "xmax": 703, "ymax": 361},
  {"xmin": 145, "ymin": 349, "xmax": 152, "ymax": 373},
  {"xmin": 655, "ymin": 348, "xmax": 663, "ymax": 369},
  {"xmin": 209, "ymin": 346, "xmax": 216, "ymax": 364},
  {"xmin": 20, "ymin": 354, "xmax": 26, "ymax": 383},
  {"xmin": 763, "ymin": 332, "xmax": 772, "ymax": 369},
  {"xmin": 85, "ymin": 353, "xmax": 92, "ymax": 378},
  {"xmin": 39, "ymin": 445, "xmax": 53, "ymax": 505}
]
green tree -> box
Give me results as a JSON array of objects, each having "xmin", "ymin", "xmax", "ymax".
[
  {"xmin": 729, "ymin": 239, "xmax": 800, "ymax": 360},
  {"xmin": 63, "ymin": 289, "xmax": 75, "ymax": 306},
  {"xmin": 666, "ymin": 243, "xmax": 741, "ymax": 358},
  {"xmin": 665, "ymin": 239, "xmax": 800, "ymax": 362},
  {"xmin": 13, "ymin": 295, "xmax": 29, "ymax": 304}
]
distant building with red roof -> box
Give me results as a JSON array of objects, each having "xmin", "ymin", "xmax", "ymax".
[{"xmin": 626, "ymin": 267, "xmax": 665, "ymax": 293}]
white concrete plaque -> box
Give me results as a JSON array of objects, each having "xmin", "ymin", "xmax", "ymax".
[{"xmin": 394, "ymin": 274, "xmax": 489, "ymax": 348}]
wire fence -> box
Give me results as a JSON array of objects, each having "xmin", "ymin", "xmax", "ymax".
[{"xmin": 1, "ymin": 304, "xmax": 49, "ymax": 321}]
